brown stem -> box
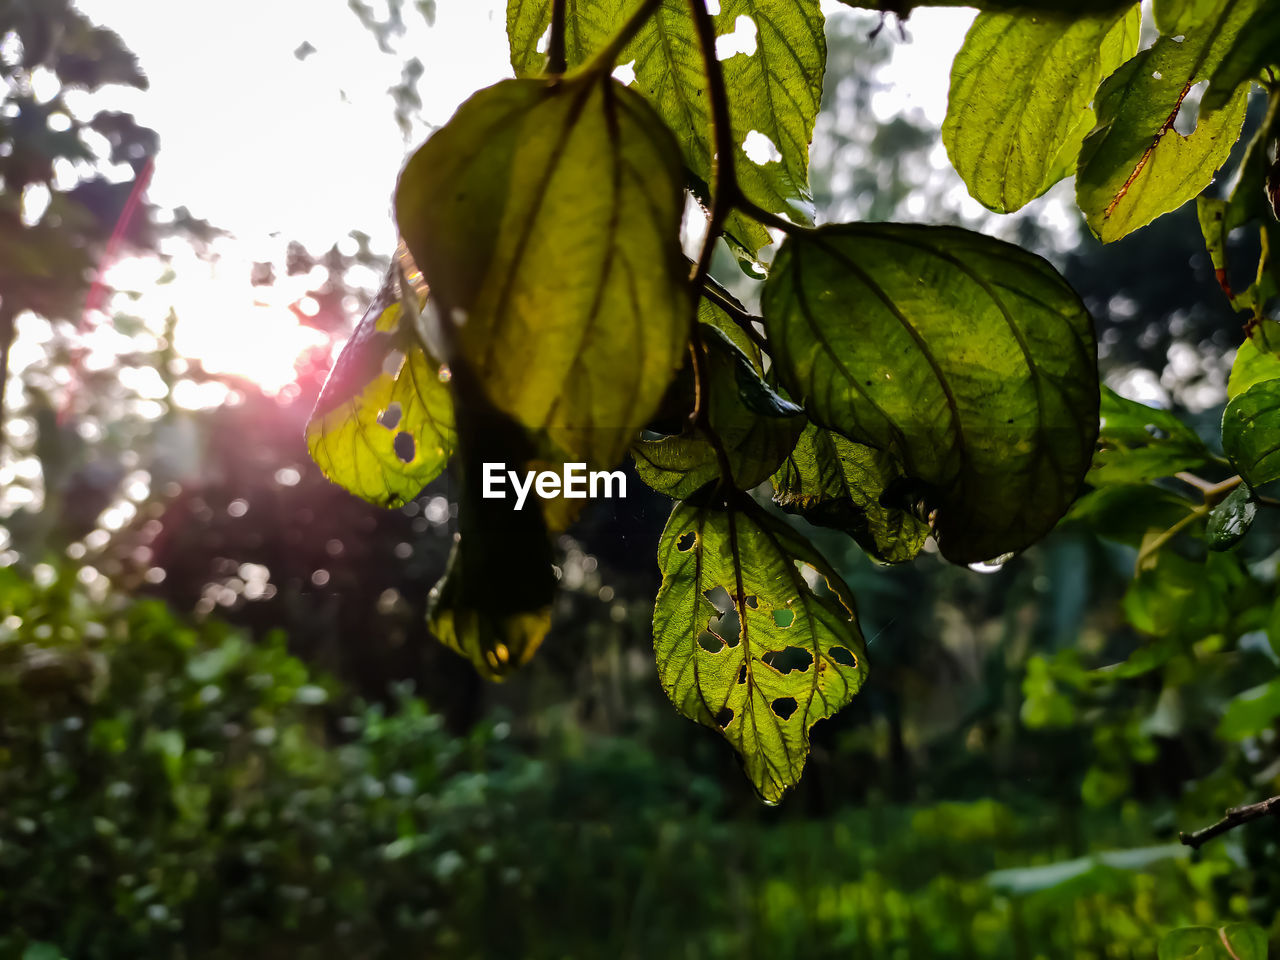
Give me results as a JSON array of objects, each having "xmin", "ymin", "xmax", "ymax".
[
  {"xmin": 700, "ymin": 283, "xmax": 766, "ymax": 349},
  {"xmin": 1179, "ymin": 794, "xmax": 1280, "ymax": 849},
  {"xmin": 547, "ymin": 0, "xmax": 567, "ymax": 74}
]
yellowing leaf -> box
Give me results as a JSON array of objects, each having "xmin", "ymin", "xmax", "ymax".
[{"xmin": 396, "ymin": 73, "xmax": 691, "ymax": 470}]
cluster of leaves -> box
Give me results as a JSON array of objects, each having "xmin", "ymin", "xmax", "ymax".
[{"xmin": 306, "ymin": 0, "xmax": 1279, "ymax": 801}]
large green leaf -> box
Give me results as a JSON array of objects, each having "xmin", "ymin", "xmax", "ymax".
[
  {"xmin": 1223, "ymin": 378, "xmax": 1280, "ymax": 487},
  {"xmin": 1158, "ymin": 923, "xmax": 1268, "ymax": 960},
  {"xmin": 395, "ymin": 73, "xmax": 691, "ymax": 471},
  {"xmin": 772, "ymin": 422, "xmax": 928, "ymax": 564},
  {"xmin": 1076, "ymin": 2, "xmax": 1254, "ymax": 243},
  {"xmin": 1153, "ymin": 0, "xmax": 1220, "ymax": 33},
  {"xmin": 1204, "ymin": 0, "xmax": 1280, "ymax": 110},
  {"xmin": 943, "ymin": 5, "xmax": 1139, "ymax": 214},
  {"xmin": 1089, "ymin": 386, "xmax": 1216, "ymax": 484},
  {"xmin": 1229, "ymin": 335, "xmax": 1280, "ymax": 400},
  {"xmin": 506, "ymin": 0, "xmax": 825, "ymax": 262},
  {"xmin": 633, "ymin": 318, "xmax": 804, "ymax": 498},
  {"xmin": 653, "ymin": 498, "xmax": 868, "ymax": 803},
  {"xmin": 762, "ymin": 223, "xmax": 1098, "ymax": 565},
  {"xmin": 306, "ymin": 266, "xmax": 454, "ymax": 508}
]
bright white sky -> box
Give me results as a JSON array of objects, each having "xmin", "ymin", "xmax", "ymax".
[{"xmin": 59, "ymin": 0, "xmax": 975, "ymax": 392}]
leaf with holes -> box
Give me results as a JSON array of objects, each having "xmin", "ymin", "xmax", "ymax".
[
  {"xmin": 1090, "ymin": 387, "xmax": 1217, "ymax": 484},
  {"xmin": 306, "ymin": 266, "xmax": 454, "ymax": 508},
  {"xmin": 653, "ymin": 498, "xmax": 867, "ymax": 803},
  {"xmin": 396, "ymin": 73, "xmax": 691, "ymax": 471},
  {"xmin": 506, "ymin": 0, "xmax": 825, "ymax": 263},
  {"xmin": 772, "ymin": 422, "xmax": 929, "ymax": 564},
  {"xmin": 763, "ymin": 223, "xmax": 1098, "ymax": 565},
  {"xmin": 943, "ymin": 4, "xmax": 1139, "ymax": 214},
  {"xmin": 633, "ymin": 318, "xmax": 803, "ymax": 498},
  {"xmin": 1223, "ymin": 378, "xmax": 1280, "ymax": 487},
  {"xmin": 1076, "ymin": 2, "xmax": 1254, "ymax": 243}
]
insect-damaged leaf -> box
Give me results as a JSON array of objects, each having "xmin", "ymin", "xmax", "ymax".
[
  {"xmin": 1089, "ymin": 386, "xmax": 1217, "ymax": 484},
  {"xmin": 943, "ymin": 4, "xmax": 1139, "ymax": 214},
  {"xmin": 762, "ymin": 223, "xmax": 1098, "ymax": 565},
  {"xmin": 395, "ymin": 72, "xmax": 690, "ymax": 472},
  {"xmin": 772, "ymin": 422, "xmax": 929, "ymax": 564},
  {"xmin": 633, "ymin": 314, "xmax": 803, "ymax": 499},
  {"xmin": 1223, "ymin": 378, "xmax": 1280, "ymax": 488},
  {"xmin": 506, "ymin": 0, "xmax": 825, "ymax": 262},
  {"xmin": 306, "ymin": 266, "xmax": 454, "ymax": 508},
  {"xmin": 653, "ymin": 498, "xmax": 867, "ymax": 803},
  {"xmin": 1076, "ymin": 1, "xmax": 1254, "ymax": 243}
]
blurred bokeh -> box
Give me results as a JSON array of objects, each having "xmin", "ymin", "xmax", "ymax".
[{"xmin": 1, "ymin": 2, "xmax": 1278, "ymax": 958}]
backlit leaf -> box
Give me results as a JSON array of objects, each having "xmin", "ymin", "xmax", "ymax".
[
  {"xmin": 306, "ymin": 265, "xmax": 454, "ymax": 508},
  {"xmin": 653, "ymin": 498, "xmax": 867, "ymax": 803},
  {"xmin": 943, "ymin": 4, "xmax": 1139, "ymax": 214},
  {"xmin": 772, "ymin": 422, "xmax": 928, "ymax": 564},
  {"xmin": 1153, "ymin": 0, "xmax": 1219, "ymax": 34},
  {"xmin": 762, "ymin": 223, "xmax": 1098, "ymax": 564},
  {"xmin": 1203, "ymin": 0, "xmax": 1280, "ymax": 110},
  {"xmin": 1090, "ymin": 387, "xmax": 1216, "ymax": 484},
  {"xmin": 1229, "ymin": 335, "xmax": 1280, "ymax": 400},
  {"xmin": 1076, "ymin": 2, "xmax": 1254, "ymax": 243},
  {"xmin": 396, "ymin": 73, "xmax": 691, "ymax": 471}
]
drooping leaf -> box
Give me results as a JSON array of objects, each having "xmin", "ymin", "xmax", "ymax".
[
  {"xmin": 396, "ymin": 73, "xmax": 691, "ymax": 471},
  {"xmin": 1206, "ymin": 484, "xmax": 1257, "ymax": 549},
  {"xmin": 1090, "ymin": 386, "xmax": 1217, "ymax": 484},
  {"xmin": 306, "ymin": 265, "xmax": 454, "ymax": 508},
  {"xmin": 943, "ymin": 4, "xmax": 1139, "ymax": 214},
  {"xmin": 653, "ymin": 497, "xmax": 868, "ymax": 803},
  {"xmin": 1222, "ymin": 378, "xmax": 1280, "ymax": 487},
  {"xmin": 1158, "ymin": 923, "xmax": 1269, "ymax": 960},
  {"xmin": 1076, "ymin": 2, "xmax": 1254, "ymax": 243},
  {"xmin": 762, "ymin": 223, "xmax": 1099, "ymax": 565},
  {"xmin": 1203, "ymin": 0, "xmax": 1280, "ymax": 110},
  {"xmin": 506, "ymin": 0, "xmax": 826, "ymax": 261},
  {"xmin": 772, "ymin": 422, "xmax": 929, "ymax": 564},
  {"xmin": 633, "ymin": 318, "xmax": 804, "ymax": 498}
]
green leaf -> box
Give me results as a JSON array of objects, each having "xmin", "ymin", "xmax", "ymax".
[
  {"xmin": 1229, "ymin": 335, "xmax": 1280, "ymax": 399},
  {"xmin": 943, "ymin": 4, "xmax": 1139, "ymax": 214},
  {"xmin": 1124, "ymin": 553, "xmax": 1233, "ymax": 640},
  {"xmin": 653, "ymin": 498, "xmax": 868, "ymax": 803},
  {"xmin": 762, "ymin": 223, "xmax": 1098, "ymax": 565},
  {"xmin": 1218, "ymin": 679, "xmax": 1280, "ymax": 740},
  {"xmin": 1090, "ymin": 387, "xmax": 1216, "ymax": 484},
  {"xmin": 1159, "ymin": 923, "xmax": 1269, "ymax": 960},
  {"xmin": 396, "ymin": 73, "xmax": 691, "ymax": 472},
  {"xmin": 1223, "ymin": 379, "xmax": 1280, "ymax": 487},
  {"xmin": 1206, "ymin": 484, "xmax": 1257, "ymax": 550},
  {"xmin": 633, "ymin": 318, "xmax": 804, "ymax": 498},
  {"xmin": 1153, "ymin": 0, "xmax": 1220, "ymax": 34},
  {"xmin": 1076, "ymin": 2, "xmax": 1254, "ymax": 243},
  {"xmin": 306, "ymin": 266, "xmax": 454, "ymax": 508},
  {"xmin": 506, "ymin": 0, "xmax": 826, "ymax": 260},
  {"xmin": 772, "ymin": 422, "xmax": 929, "ymax": 564},
  {"xmin": 1204, "ymin": 0, "xmax": 1280, "ymax": 110},
  {"xmin": 1066, "ymin": 484, "xmax": 1198, "ymax": 546}
]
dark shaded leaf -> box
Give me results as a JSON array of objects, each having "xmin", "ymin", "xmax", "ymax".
[
  {"xmin": 1090, "ymin": 387, "xmax": 1216, "ymax": 484},
  {"xmin": 1206, "ymin": 484, "xmax": 1256, "ymax": 550}
]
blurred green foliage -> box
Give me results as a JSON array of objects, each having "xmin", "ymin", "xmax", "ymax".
[{"xmin": 2, "ymin": 566, "xmax": 1277, "ymax": 960}]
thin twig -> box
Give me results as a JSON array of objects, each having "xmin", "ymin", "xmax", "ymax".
[
  {"xmin": 547, "ymin": 0, "xmax": 568, "ymax": 74},
  {"xmin": 700, "ymin": 283, "xmax": 767, "ymax": 349},
  {"xmin": 735, "ymin": 195, "xmax": 808, "ymax": 236},
  {"xmin": 686, "ymin": 0, "xmax": 736, "ymax": 288},
  {"xmin": 1179, "ymin": 794, "xmax": 1280, "ymax": 849}
]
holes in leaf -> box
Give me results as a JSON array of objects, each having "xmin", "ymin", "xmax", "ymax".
[
  {"xmin": 393, "ymin": 431, "xmax": 415, "ymax": 463},
  {"xmin": 716, "ymin": 706, "xmax": 735, "ymax": 728},
  {"xmin": 612, "ymin": 59, "xmax": 635, "ymax": 85},
  {"xmin": 770, "ymin": 697, "xmax": 797, "ymax": 721},
  {"xmin": 761, "ymin": 646, "xmax": 813, "ymax": 675},
  {"xmin": 704, "ymin": 586, "xmax": 740, "ymax": 648},
  {"xmin": 743, "ymin": 595, "xmax": 759, "ymax": 609},
  {"xmin": 772, "ymin": 608, "xmax": 795, "ymax": 629},
  {"xmin": 742, "ymin": 130, "xmax": 782, "ymax": 165},
  {"xmin": 828, "ymin": 646, "xmax": 858, "ymax": 668},
  {"xmin": 697, "ymin": 631, "xmax": 724, "ymax": 654},
  {"xmin": 676, "ymin": 531, "xmax": 696, "ymax": 552},
  {"xmin": 382, "ymin": 349, "xmax": 406, "ymax": 378},
  {"xmin": 793, "ymin": 561, "xmax": 821, "ymax": 591},
  {"xmin": 737, "ymin": 665, "xmax": 747, "ymax": 685},
  {"xmin": 379, "ymin": 402, "xmax": 403, "ymax": 430},
  {"xmin": 1173, "ymin": 80, "xmax": 1207, "ymax": 137},
  {"xmin": 715, "ymin": 14, "xmax": 757, "ymax": 59}
]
